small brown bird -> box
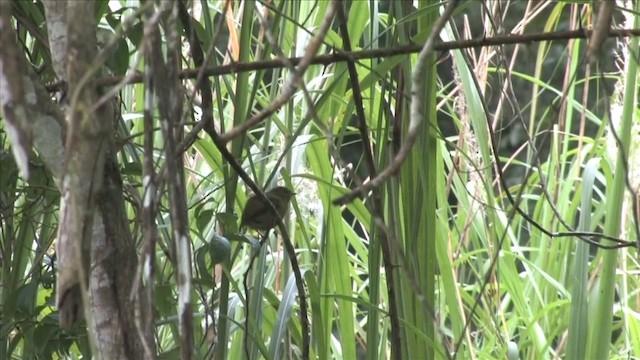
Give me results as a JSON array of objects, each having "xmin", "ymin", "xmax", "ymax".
[{"xmin": 240, "ymin": 186, "xmax": 295, "ymax": 231}]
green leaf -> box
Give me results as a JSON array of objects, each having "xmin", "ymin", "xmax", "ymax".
[{"xmin": 208, "ymin": 234, "xmax": 231, "ymax": 265}]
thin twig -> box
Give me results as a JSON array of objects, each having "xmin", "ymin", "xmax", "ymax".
[{"xmin": 242, "ymin": 3, "xmax": 344, "ymax": 358}]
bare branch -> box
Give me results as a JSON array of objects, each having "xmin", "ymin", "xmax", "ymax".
[{"xmin": 44, "ymin": 28, "xmax": 640, "ymax": 93}]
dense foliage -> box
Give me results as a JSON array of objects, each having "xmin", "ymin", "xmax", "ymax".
[{"xmin": 1, "ymin": 1, "xmax": 639, "ymax": 359}]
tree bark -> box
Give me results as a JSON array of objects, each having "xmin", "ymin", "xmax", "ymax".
[{"xmin": 1, "ymin": 2, "xmax": 143, "ymax": 358}]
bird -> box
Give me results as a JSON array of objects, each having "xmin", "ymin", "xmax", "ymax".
[{"xmin": 240, "ymin": 186, "xmax": 295, "ymax": 231}]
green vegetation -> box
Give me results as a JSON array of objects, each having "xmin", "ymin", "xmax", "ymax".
[{"xmin": 1, "ymin": 1, "xmax": 639, "ymax": 359}]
